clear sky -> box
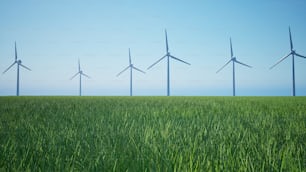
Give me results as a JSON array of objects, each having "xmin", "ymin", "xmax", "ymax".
[{"xmin": 1, "ymin": 0, "xmax": 306, "ymax": 96}]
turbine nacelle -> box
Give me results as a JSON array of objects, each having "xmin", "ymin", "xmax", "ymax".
[{"xmin": 17, "ymin": 60, "xmax": 22, "ymax": 64}]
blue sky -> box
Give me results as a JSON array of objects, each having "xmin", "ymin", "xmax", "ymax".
[{"xmin": 1, "ymin": 0, "xmax": 306, "ymax": 96}]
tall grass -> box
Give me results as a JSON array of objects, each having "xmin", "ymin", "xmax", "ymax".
[{"xmin": 0, "ymin": 97, "xmax": 305, "ymax": 171}]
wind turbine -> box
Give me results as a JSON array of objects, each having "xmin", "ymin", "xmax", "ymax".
[
  {"xmin": 70, "ymin": 59, "xmax": 90, "ymax": 96},
  {"xmin": 216, "ymin": 38, "xmax": 252, "ymax": 96},
  {"xmin": 117, "ymin": 48, "xmax": 145, "ymax": 96},
  {"xmin": 3, "ymin": 42, "xmax": 31, "ymax": 96},
  {"xmin": 269, "ymin": 27, "xmax": 306, "ymax": 96},
  {"xmin": 147, "ymin": 29, "xmax": 190, "ymax": 96}
]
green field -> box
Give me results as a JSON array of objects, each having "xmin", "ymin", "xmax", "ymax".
[{"xmin": 0, "ymin": 97, "xmax": 305, "ymax": 171}]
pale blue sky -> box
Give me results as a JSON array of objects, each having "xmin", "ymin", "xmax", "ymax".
[{"xmin": 1, "ymin": 0, "xmax": 306, "ymax": 96}]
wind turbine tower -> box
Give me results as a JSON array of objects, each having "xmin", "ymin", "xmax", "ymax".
[
  {"xmin": 147, "ymin": 29, "xmax": 190, "ymax": 96},
  {"xmin": 270, "ymin": 27, "xmax": 306, "ymax": 96},
  {"xmin": 3, "ymin": 42, "xmax": 31, "ymax": 96},
  {"xmin": 70, "ymin": 59, "xmax": 90, "ymax": 96},
  {"xmin": 216, "ymin": 38, "xmax": 252, "ymax": 96},
  {"xmin": 117, "ymin": 48, "xmax": 145, "ymax": 96}
]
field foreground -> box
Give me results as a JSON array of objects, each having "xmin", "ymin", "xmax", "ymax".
[{"xmin": 0, "ymin": 96, "xmax": 305, "ymax": 171}]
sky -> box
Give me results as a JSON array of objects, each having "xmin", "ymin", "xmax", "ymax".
[{"xmin": 0, "ymin": 0, "xmax": 306, "ymax": 96}]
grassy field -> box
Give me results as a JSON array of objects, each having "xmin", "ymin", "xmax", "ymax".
[{"xmin": 0, "ymin": 96, "xmax": 305, "ymax": 171}]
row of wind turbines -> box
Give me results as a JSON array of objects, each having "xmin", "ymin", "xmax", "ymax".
[{"xmin": 3, "ymin": 27, "xmax": 306, "ymax": 96}]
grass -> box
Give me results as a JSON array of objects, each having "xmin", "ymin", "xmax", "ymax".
[{"xmin": 0, "ymin": 96, "xmax": 305, "ymax": 171}]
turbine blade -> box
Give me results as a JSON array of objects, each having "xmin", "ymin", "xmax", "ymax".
[
  {"xmin": 15, "ymin": 41, "xmax": 18, "ymax": 61},
  {"xmin": 116, "ymin": 66, "xmax": 130, "ymax": 76},
  {"xmin": 165, "ymin": 29, "xmax": 169, "ymax": 53},
  {"xmin": 216, "ymin": 59, "xmax": 232, "ymax": 73},
  {"xmin": 295, "ymin": 52, "xmax": 306, "ymax": 58},
  {"xmin": 230, "ymin": 38, "xmax": 233, "ymax": 57},
  {"xmin": 82, "ymin": 73, "xmax": 91, "ymax": 78},
  {"xmin": 169, "ymin": 55, "xmax": 191, "ymax": 65},
  {"xmin": 78, "ymin": 59, "xmax": 81, "ymax": 72},
  {"xmin": 19, "ymin": 64, "xmax": 32, "ymax": 71},
  {"xmin": 235, "ymin": 60, "xmax": 252, "ymax": 68},
  {"xmin": 147, "ymin": 55, "xmax": 167, "ymax": 70},
  {"xmin": 129, "ymin": 48, "xmax": 131, "ymax": 65},
  {"xmin": 269, "ymin": 53, "xmax": 291, "ymax": 70},
  {"xmin": 132, "ymin": 66, "xmax": 145, "ymax": 74},
  {"xmin": 289, "ymin": 27, "xmax": 293, "ymax": 50},
  {"xmin": 70, "ymin": 72, "xmax": 79, "ymax": 80},
  {"xmin": 3, "ymin": 62, "xmax": 17, "ymax": 74}
]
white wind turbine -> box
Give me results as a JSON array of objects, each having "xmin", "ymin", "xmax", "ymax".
[
  {"xmin": 70, "ymin": 59, "xmax": 90, "ymax": 96},
  {"xmin": 216, "ymin": 38, "xmax": 252, "ymax": 96},
  {"xmin": 3, "ymin": 42, "xmax": 31, "ymax": 96},
  {"xmin": 117, "ymin": 48, "xmax": 145, "ymax": 96},
  {"xmin": 270, "ymin": 27, "xmax": 306, "ymax": 96},
  {"xmin": 147, "ymin": 29, "xmax": 190, "ymax": 96}
]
